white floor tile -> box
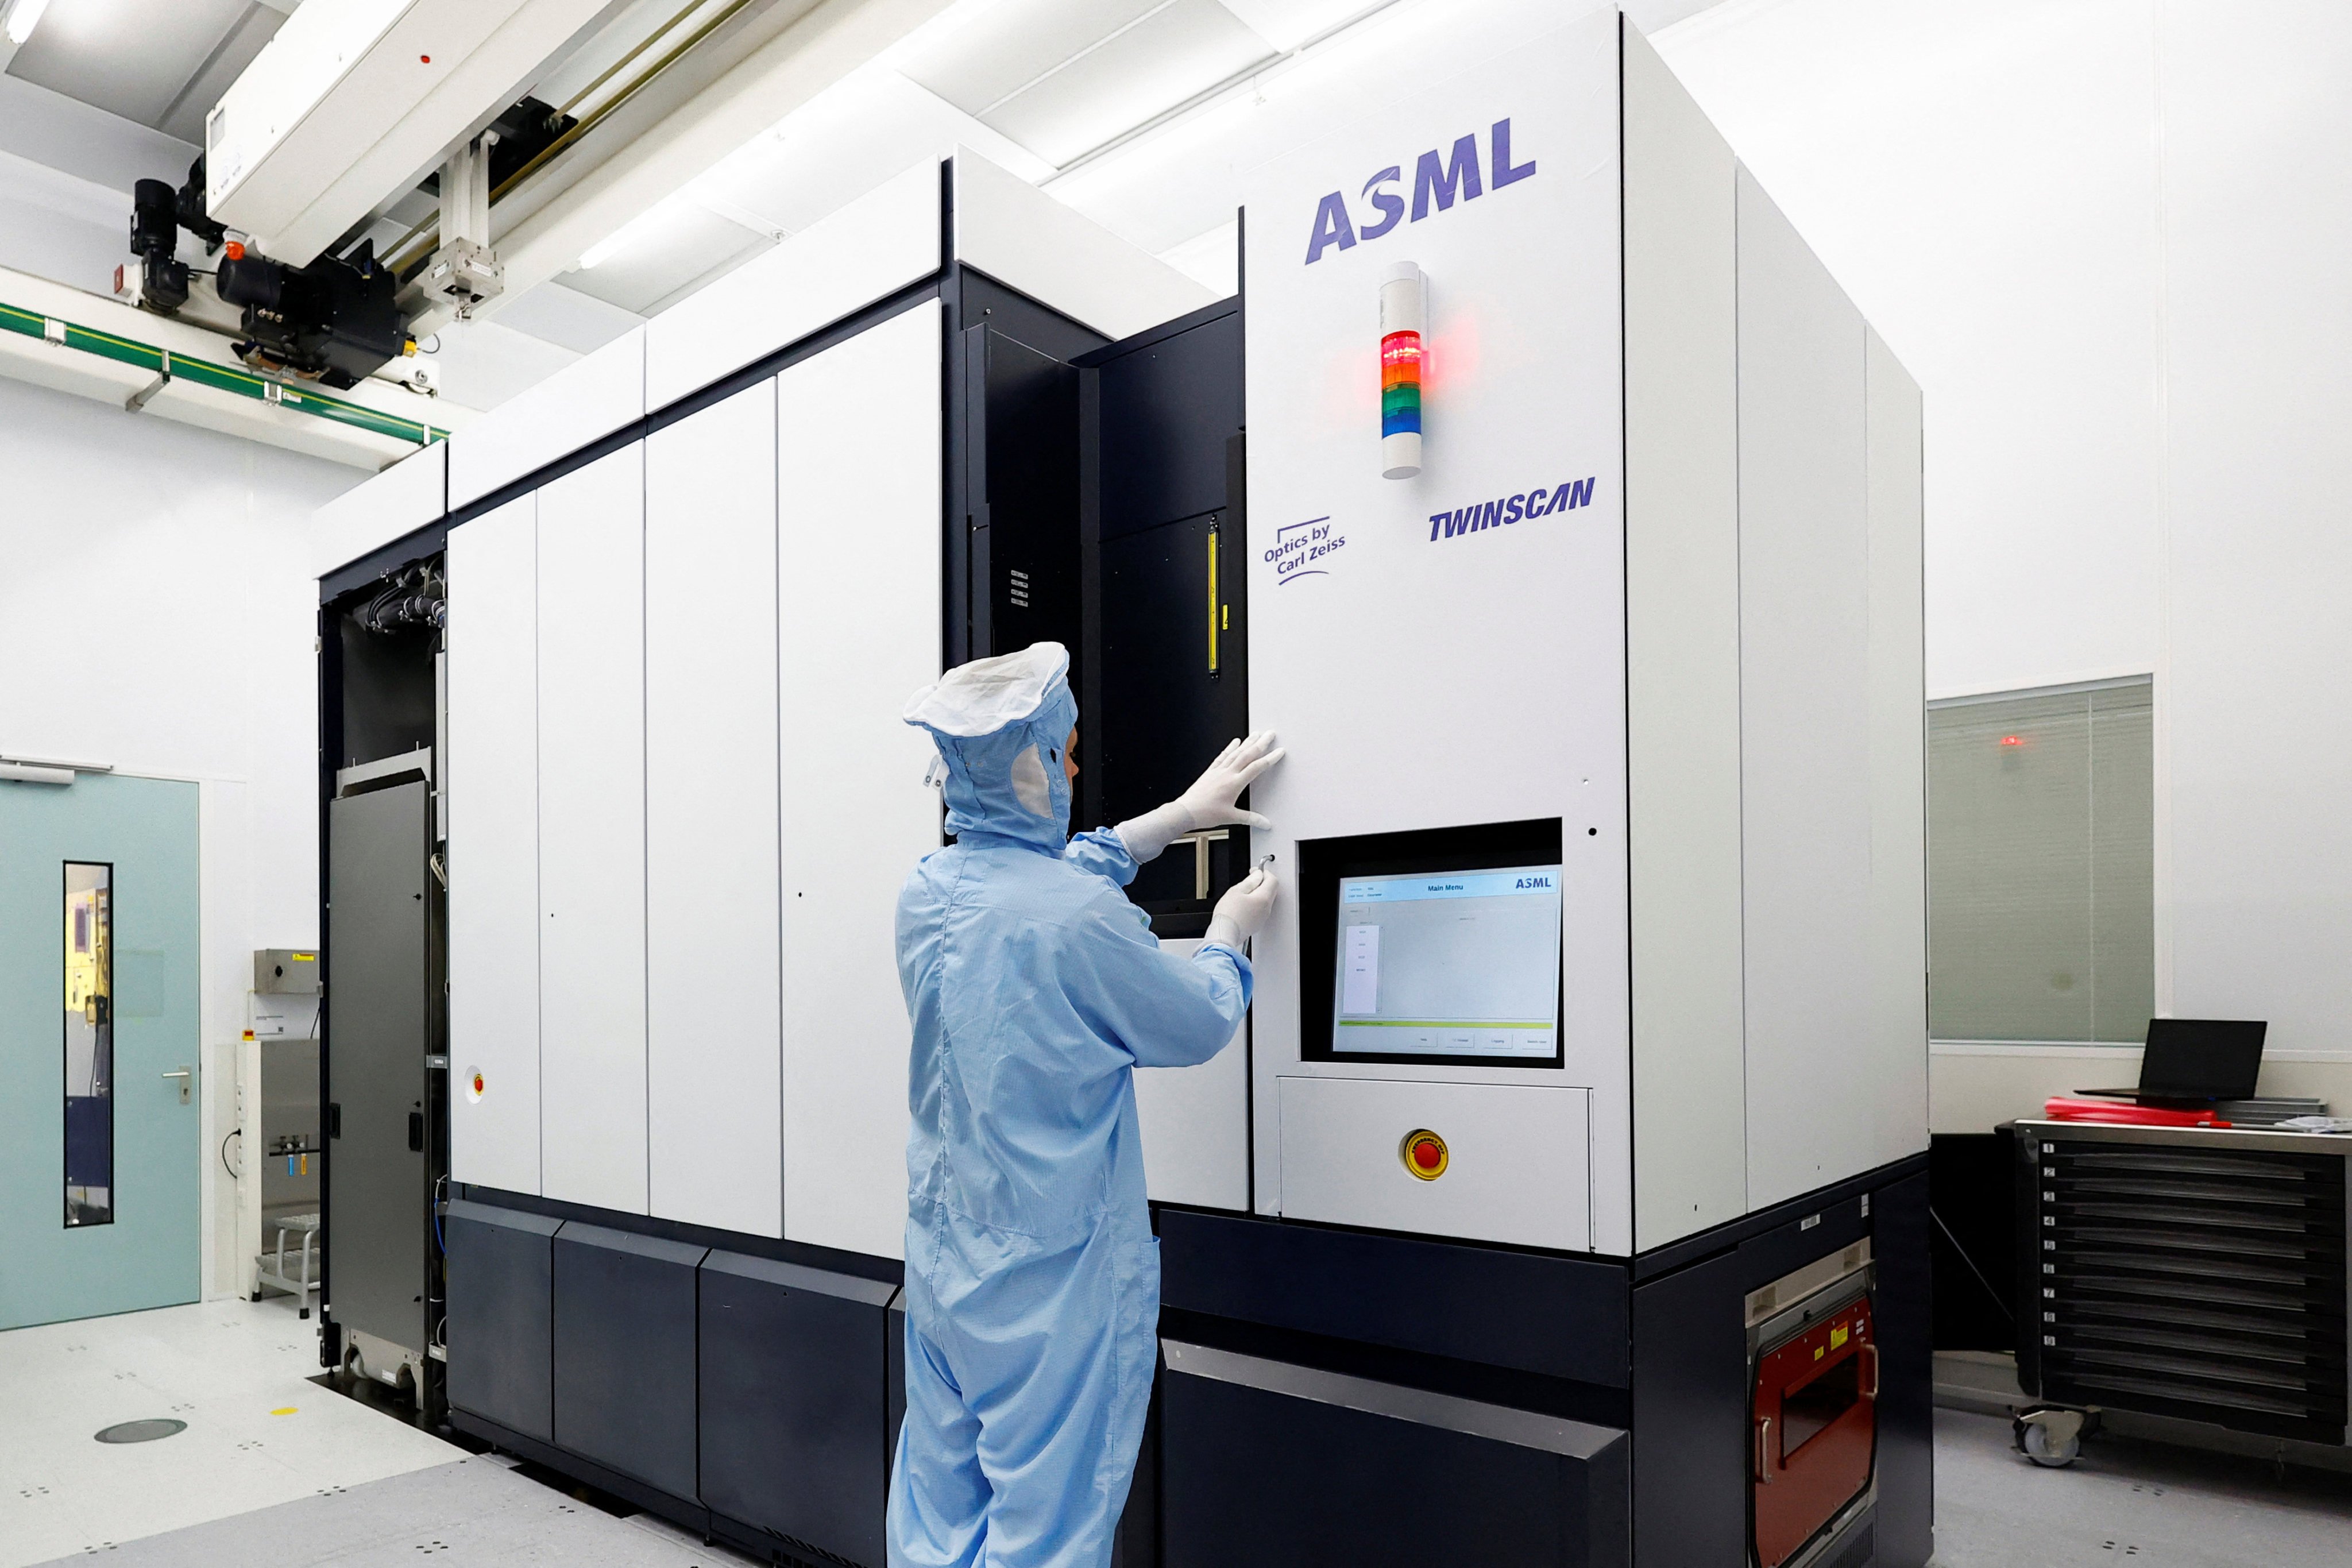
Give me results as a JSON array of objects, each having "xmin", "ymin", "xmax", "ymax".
[{"xmin": 0, "ymin": 1295, "xmax": 458, "ymax": 1566}]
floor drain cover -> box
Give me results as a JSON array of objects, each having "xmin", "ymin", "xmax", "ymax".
[{"xmin": 95, "ymin": 1419, "xmax": 187, "ymax": 1445}]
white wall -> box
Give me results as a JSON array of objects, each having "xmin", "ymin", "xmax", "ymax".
[
  {"xmin": 1655, "ymin": 0, "xmax": 2352, "ymax": 1126},
  {"xmin": 0, "ymin": 376, "xmax": 358, "ymax": 1293}
]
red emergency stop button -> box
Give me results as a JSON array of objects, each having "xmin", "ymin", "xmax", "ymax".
[{"xmin": 1400, "ymin": 1129, "xmax": 1449, "ymax": 1180}]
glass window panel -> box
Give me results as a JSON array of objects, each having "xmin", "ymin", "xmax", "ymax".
[
  {"xmin": 1928, "ymin": 679, "xmax": 2153, "ymax": 1044},
  {"xmin": 2090, "ymin": 687, "xmax": 2156, "ymax": 1042},
  {"xmin": 64, "ymin": 861, "xmax": 114, "ymax": 1227}
]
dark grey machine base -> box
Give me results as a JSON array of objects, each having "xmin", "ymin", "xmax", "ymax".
[
  {"xmin": 446, "ymin": 1156, "xmax": 1929, "ymax": 1568},
  {"xmin": 1133, "ymin": 1155, "xmax": 1933, "ymax": 1568},
  {"xmin": 444, "ymin": 1194, "xmax": 903, "ymax": 1568}
]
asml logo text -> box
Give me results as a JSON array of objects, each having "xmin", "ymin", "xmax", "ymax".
[
  {"xmin": 1430, "ymin": 477, "xmax": 1595, "ymax": 542},
  {"xmin": 1305, "ymin": 119, "xmax": 1535, "ymax": 265}
]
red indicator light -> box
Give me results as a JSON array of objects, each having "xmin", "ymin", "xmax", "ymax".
[{"xmin": 1999, "ymin": 735, "xmax": 2024, "ymax": 747}]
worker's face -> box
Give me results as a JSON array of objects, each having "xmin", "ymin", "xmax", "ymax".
[{"xmin": 1065, "ymin": 727, "xmax": 1080, "ymax": 786}]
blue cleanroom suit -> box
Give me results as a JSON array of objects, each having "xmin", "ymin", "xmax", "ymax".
[{"xmin": 886, "ymin": 651, "xmax": 1252, "ymax": 1568}]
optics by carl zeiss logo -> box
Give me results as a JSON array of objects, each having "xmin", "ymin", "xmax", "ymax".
[
  {"xmin": 1430, "ymin": 477, "xmax": 1595, "ymax": 542},
  {"xmin": 1305, "ymin": 119, "xmax": 1536, "ymax": 265}
]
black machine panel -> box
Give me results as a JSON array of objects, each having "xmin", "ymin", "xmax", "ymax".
[
  {"xmin": 1158, "ymin": 1342, "xmax": 1629, "ymax": 1567},
  {"xmin": 965, "ymin": 325, "xmax": 1083, "ymax": 671},
  {"xmin": 552, "ymin": 1223, "xmax": 706, "ymax": 1499},
  {"xmin": 1627, "ymin": 1250, "xmax": 1748, "ymax": 1567},
  {"xmin": 324, "ymin": 780, "xmax": 432, "ymax": 1358},
  {"xmin": 1095, "ymin": 308, "xmax": 1242, "ymax": 546},
  {"xmin": 1158, "ymin": 1207, "xmax": 1629, "ymax": 1389},
  {"xmin": 1871, "ymin": 1172, "xmax": 1936, "ymax": 1568},
  {"xmin": 945, "ymin": 266, "xmax": 1106, "ymax": 678},
  {"xmin": 443, "ymin": 1201, "xmax": 561, "ymax": 1441},
  {"xmin": 1080, "ymin": 301, "xmax": 1248, "ymax": 934},
  {"xmin": 699, "ymin": 1250, "xmax": 900, "ymax": 1568}
]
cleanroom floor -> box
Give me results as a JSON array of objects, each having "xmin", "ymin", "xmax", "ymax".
[
  {"xmin": 11, "ymin": 1296, "xmax": 2352, "ymax": 1566},
  {"xmin": 0, "ymin": 1294, "xmax": 455, "ymax": 1566},
  {"xmin": 1931, "ymin": 1406, "xmax": 2352, "ymax": 1566}
]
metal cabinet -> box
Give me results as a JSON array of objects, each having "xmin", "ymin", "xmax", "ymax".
[{"xmin": 2016, "ymin": 1121, "xmax": 2350, "ymax": 1445}]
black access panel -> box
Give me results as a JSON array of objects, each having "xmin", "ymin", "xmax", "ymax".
[
  {"xmin": 699, "ymin": 1250, "xmax": 899, "ymax": 1568},
  {"xmin": 443, "ymin": 1200, "xmax": 561, "ymax": 1441},
  {"xmin": 552, "ymin": 1223, "xmax": 706, "ymax": 1503},
  {"xmin": 323, "ymin": 779, "xmax": 432, "ymax": 1361},
  {"xmin": 1158, "ymin": 1341, "xmax": 1629, "ymax": 1567},
  {"xmin": 944, "ymin": 265, "xmax": 1106, "ymax": 676},
  {"xmin": 1078, "ymin": 299, "xmax": 1249, "ymax": 936}
]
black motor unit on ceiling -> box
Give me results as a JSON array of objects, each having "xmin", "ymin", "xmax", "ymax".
[
  {"xmin": 215, "ymin": 240, "xmax": 405, "ymax": 389},
  {"xmin": 128, "ymin": 157, "xmax": 406, "ymax": 390}
]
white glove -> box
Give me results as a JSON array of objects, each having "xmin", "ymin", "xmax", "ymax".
[
  {"xmin": 1204, "ymin": 866, "xmax": 1278, "ymax": 949},
  {"xmin": 1115, "ymin": 732, "xmax": 1286, "ymax": 863}
]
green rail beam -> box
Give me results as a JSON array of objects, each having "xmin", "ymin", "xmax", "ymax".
[{"xmin": 0, "ymin": 301, "xmax": 449, "ymax": 448}]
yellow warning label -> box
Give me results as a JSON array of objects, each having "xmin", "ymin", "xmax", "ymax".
[{"xmin": 1830, "ymin": 1324, "xmax": 1850, "ymax": 1351}]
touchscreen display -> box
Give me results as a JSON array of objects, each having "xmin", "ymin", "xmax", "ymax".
[{"xmin": 1330, "ymin": 864, "xmax": 1562, "ymax": 1060}]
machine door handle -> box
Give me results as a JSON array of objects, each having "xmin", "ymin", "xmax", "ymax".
[
  {"xmin": 407, "ymin": 1111, "xmax": 425, "ymax": 1152},
  {"xmin": 161, "ymin": 1067, "xmax": 191, "ymax": 1105},
  {"xmin": 1755, "ymin": 1416, "xmax": 1773, "ymax": 1482},
  {"xmin": 1862, "ymin": 1342, "xmax": 1882, "ymax": 1400}
]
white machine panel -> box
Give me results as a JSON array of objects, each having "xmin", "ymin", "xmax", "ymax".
[
  {"xmin": 536, "ymin": 442, "xmax": 648, "ymax": 1214},
  {"xmin": 1621, "ymin": 22, "xmax": 1748, "ymax": 1249},
  {"xmin": 312, "ymin": 442, "xmax": 446, "ymax": 578},
  {"xmin": 1242, "ymin": 6, "xmax": 1631, "ymax": 1250},
  {"xmin": 951, "ymin": 150, "xmax": 1215, "ymax": 342},
  {"xmin": 449, "ymin": 326, "xmax": 646, "ymax": 509},
  {"xmin": 646, "ymin": 161, "xmax": 941, "ymax": 410},
  {"xmin": 775, "ymin": 302, "xmax": 943, "ymax": 1261},
  {"xmin": 445, "ymin": 493, "xmax": 540, "ymax": 1195},
  {"xmin": 1862, "ymin": 327, "xmax": 1930, "ymax": 1172},
  {"xmin": 1277, "ymin": 1077, "xmax": 1589, "ymax": 1252},
  {"xmin": 1733, "ymin": 168, "xmax": 1882, "ymax": 1212},
  {"xmin": 645, "ymin": 383, "xmax": 782, "ymax": 1237},
  {"xmin": 1133, "ymin": 939, "xmax": 1248, "ymax": 1211}
]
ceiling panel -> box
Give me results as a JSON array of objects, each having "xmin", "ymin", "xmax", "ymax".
[
  {"xmin": 693, "ymin": 71, "xmax": 1047, "ymax": 239},
  {"xmin": 1217, "ymin": 0, "xmax": 1387, "ymax": 52},
  {"xmin": 559, "ymin": 200, "xmax": 771, "ymax": 316},
  {"xmin": 901, "ymin": 0, "xmax": 1168, "ymax": 119},
  {"xmin": 157, "ymin": 5, "xmax": 282, "ymax": 144},
  {"xmin": 7, "ymin": 0, "xmax": 275, "ymax": 134},
  {"xmin": 980, "ymin": 0, "xmax": 1275, "ymax": 167}
]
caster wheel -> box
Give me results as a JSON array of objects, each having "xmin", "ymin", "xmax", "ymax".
[{"xmin": 2014, "ymin": 1407, "xmax": 2085, "ymax": 1467}]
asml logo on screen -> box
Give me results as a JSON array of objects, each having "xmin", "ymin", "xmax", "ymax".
[{"xmin": 1304, "ymin": 119, "xmax": 1535, "ymax": 265}]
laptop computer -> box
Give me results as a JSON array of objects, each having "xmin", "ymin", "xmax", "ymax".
[{"xmin": 2077, "ymin": 1018, "xmax": 2268, "ymax": 1107}]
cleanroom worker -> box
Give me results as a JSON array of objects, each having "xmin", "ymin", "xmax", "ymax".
[{"xmin": 887, "ymin": 641, "xmax": 1283, "ymax": 1568}]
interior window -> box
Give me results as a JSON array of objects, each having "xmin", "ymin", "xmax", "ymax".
[{"xmin": 64, "ymin": 861, "xmax": 114, "ymax": 1227}]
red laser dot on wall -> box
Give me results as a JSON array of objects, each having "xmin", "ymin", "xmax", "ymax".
[{"xmin": 1999, "ymin": 735, "xmax": 2025, "ymax": 747}]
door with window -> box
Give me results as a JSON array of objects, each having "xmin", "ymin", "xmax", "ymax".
[{"xmin": 0, "ymin": 771, "xmax": 200, "ymax": 1328}]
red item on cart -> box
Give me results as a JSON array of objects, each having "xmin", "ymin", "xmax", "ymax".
[{"xmin": 2042, "ymin": 1095, "xmax": 2230, "ymax": 1127}]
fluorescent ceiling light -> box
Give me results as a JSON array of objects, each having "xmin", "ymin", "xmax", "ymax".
[{"xmin": 3, "ymin": 0, "xmax": 49, "ymax": 45}]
